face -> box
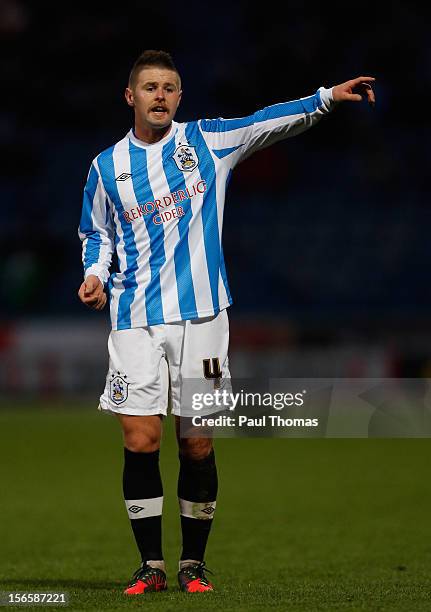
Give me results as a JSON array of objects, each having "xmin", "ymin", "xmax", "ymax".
[{"xmin": 125, "ymin": 67, "xmax": 182, "ymax": 131}]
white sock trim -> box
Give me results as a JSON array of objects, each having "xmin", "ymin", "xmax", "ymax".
[
  {"xmin": 178, "ymin": 498, "xmax": 216, "ymax": 520},
  {"xmin": 125, "ymin": 496, "xmax": 163, "ymax": 519}
]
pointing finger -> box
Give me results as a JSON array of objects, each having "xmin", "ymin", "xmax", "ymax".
[{"xmin": 351, "ymin": 76, "xmax": 375, "ymax": 85}]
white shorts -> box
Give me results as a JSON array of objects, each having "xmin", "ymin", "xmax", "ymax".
[{"xmin": 98, "ymin": 310, "xmax": 231, "ymax": 418}]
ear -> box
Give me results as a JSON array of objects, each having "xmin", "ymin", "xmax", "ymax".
[
  {"xmin": 177, "ymin": 89, "xmax": 183, "ymax": 108},
  {"xmin": 125, "ymin": 87, "xmax": 134, "ymax": 107}
]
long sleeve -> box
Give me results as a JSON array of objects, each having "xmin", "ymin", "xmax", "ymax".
[
  {"xmin": 78, "ymin": 161, "xmax": 114, "ymax": 285},
  {"xmin": 199, "ymin": 86, "xmax": 335, "ymax": 168}
]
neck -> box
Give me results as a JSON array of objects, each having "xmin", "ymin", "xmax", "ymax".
[{"xmin": 134, "ymin": 122, "xmax": 172, "ymax": 144}]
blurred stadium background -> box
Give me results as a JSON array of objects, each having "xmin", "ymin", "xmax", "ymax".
[{"xmin": 2, "ymin": 2, "xmax": 431, "ymax": 609}]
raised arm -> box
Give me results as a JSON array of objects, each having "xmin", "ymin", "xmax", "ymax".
[
  {"xmin": 199, "ymin": 76, "xmax": 375, "ymax": 167},
  {"xmin": 77, "ymin": 161, "xmax": 114, "ymax": 310}
]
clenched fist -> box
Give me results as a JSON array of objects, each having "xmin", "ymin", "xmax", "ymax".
[{"xmin": 78, "ymin": 274, "xmax": 107, "ymax": 310}]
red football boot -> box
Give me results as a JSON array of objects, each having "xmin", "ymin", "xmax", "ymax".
[
  {"xmin": 124, "ymin": 562, "xmax": 167, "ymax": 595},
  {"xmin": 178, "ymin": 561, "xmax": 214, "ymax": 593}
]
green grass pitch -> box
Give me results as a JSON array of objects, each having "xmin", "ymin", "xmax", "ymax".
[{"xmin": 1, "ymin": 403, "xmax": 431, "ymax": 611}]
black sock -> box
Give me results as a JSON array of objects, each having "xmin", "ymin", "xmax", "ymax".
[
  {"xmin": 123, "ymin": 448, "xmax": 163, "ymax": 562},
  {"xmin": 178, "ymin": 449, "xmax": 218, "ymax": 561}
]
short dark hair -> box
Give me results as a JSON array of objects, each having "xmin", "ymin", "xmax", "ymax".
[{"xmin": 128, "ymin": 50, "xmax": 181, "ymax": 89}]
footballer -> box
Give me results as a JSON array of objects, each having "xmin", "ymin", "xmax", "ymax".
[{"xmin": 78, "ymin": 49, "xmax": 375, "ymax": 594}]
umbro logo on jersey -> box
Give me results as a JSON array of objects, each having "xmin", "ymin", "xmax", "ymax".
[
  {"xmin": 128, "ymin": 505, "xmax": 145, "ymax": 513},
  {"xmin": 116, "ymin": 172, "xmax": 132, "ymax": 181}
]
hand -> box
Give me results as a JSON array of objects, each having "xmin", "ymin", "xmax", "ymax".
[
  {"xmin": 78, "ymin": 274, "xmax": 107, "ymax": 310},
  {"xmin": 332, "ymin": 76, "xmax": 376, "ymax": 107}
]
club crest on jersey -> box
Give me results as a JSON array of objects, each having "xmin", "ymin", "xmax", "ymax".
[
  {"xmin": 173, "ymin": 144, "xmax": 199, "ymax": 172},
  {"xmin": 110, "ymin": 374, "xmax": 129, "ymax": 405}
]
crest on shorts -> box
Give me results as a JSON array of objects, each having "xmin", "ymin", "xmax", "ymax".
[
  {"xmin": 110, "ymin": 374, "xmax": 128, "ymax": 405},
  {"xmin": 172, "ymin": 144, "xmax": 199, "ymax": 172}
]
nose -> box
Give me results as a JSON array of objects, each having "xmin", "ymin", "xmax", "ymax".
[{"xmin": 155, "ymin": 87, "xmax": 165, "ymax": 100}]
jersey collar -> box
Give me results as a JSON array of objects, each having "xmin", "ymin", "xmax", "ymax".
[{"xmin": 127, "ymin": 122, "xmax": 178, "ymax": 149}]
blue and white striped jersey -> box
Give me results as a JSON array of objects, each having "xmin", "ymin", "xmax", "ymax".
[{"xmin": 79, "ymin": 86, "xmax": 334, "ymax": 330}]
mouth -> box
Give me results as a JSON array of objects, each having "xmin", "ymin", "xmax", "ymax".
[{"xmin": 150, "ymin": 106, "xmax": 169, "ymax": 118}]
